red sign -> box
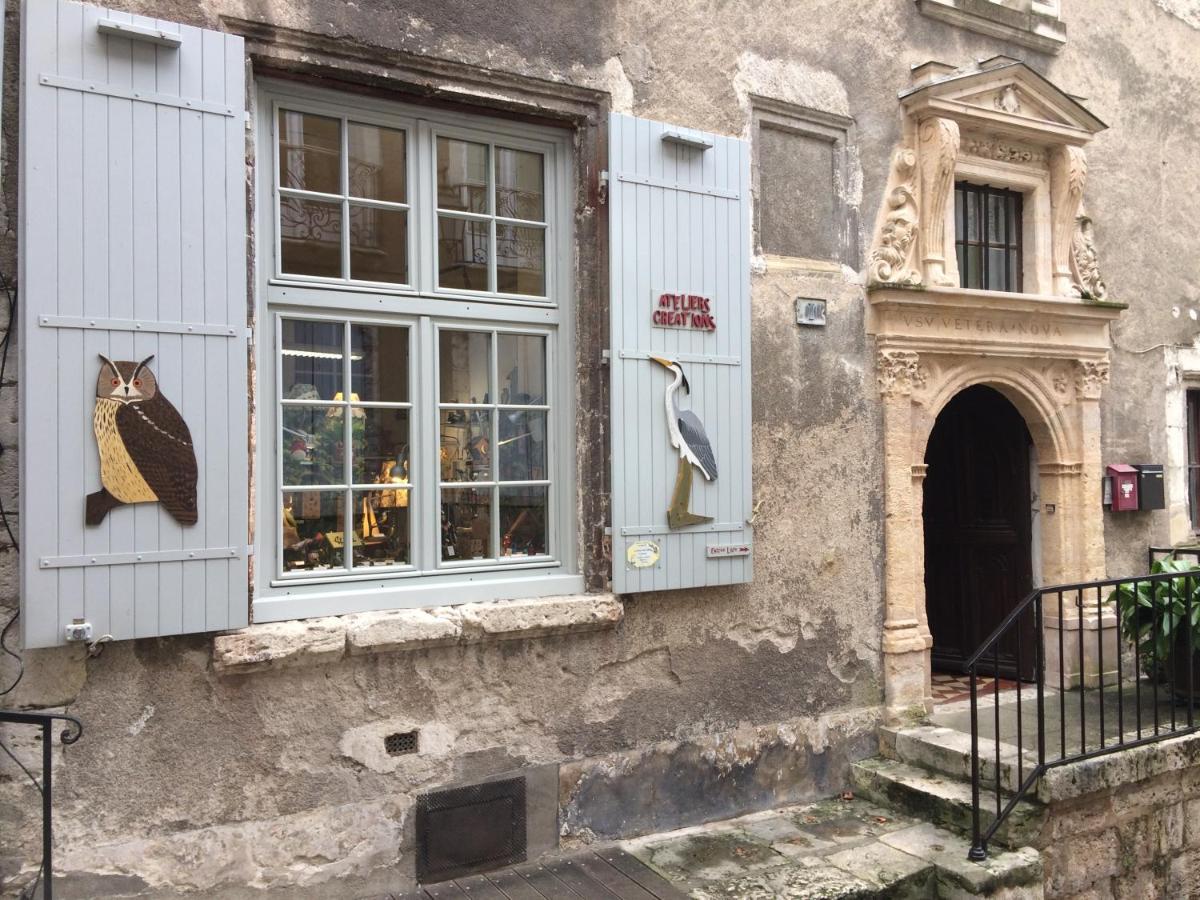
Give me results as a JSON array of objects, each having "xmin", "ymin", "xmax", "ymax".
[{"xmin": 652, "ymin": 292, "xmax": 716, "ymax": 332}]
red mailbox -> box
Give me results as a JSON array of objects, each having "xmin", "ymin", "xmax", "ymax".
[{"xmin": 1107, "ymin": 464, "xmax": 1139, "ymax": 511}]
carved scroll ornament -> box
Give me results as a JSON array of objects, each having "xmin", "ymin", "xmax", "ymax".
[
  {"xmin": 1049, "ymin": 145, "xmax": 1087, "ymax": 296},
  {"xmin": 917, "ymin": 117, "xmax": 960, "ymax": 287},
  {"xmin": 868, "ymin": 149, "xmax": 922, "ymax": 287},
  {"xmin": 1070, "ymin": 215, "xmax": 1108, "ymax": 301}
]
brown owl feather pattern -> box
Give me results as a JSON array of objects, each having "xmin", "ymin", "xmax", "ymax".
[{"xmin": 86, "ymin": 355, "xmax": 198, "ymax": 526}]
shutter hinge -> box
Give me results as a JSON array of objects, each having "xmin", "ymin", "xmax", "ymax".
[
  {"xmin": 598, "ymin": 170, "xmax": 609, "ymax": 205},
  {"xmin": 600, "ymin": 349, "xmax": 611, "ymax": 366}
]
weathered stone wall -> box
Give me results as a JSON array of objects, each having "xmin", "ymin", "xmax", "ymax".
[
  {"xmin": 1037, "ymin": 733, "xmax": 1200, "ymax": 898},
  {"xmin": 0, "ymin": 0, "xmax": 1196, "ymax": 896}
]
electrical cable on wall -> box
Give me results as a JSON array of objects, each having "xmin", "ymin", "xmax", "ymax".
[{"xmin": 0, "ymin": 272, "xmax": 19, "ymax": 697}]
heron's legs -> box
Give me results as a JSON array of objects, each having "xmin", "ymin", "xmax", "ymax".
[{"xmin": 667, "ymin": 456, "xmax": 713, "ymax": 529}]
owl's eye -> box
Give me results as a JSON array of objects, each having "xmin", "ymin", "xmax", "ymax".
[
  {"xmin": 132, "ymin": 379, "xmax": 142, "ymax": 388},
  {"xmin": 111, "ymin": 378, "xmax": 120, "ymax": 387}
]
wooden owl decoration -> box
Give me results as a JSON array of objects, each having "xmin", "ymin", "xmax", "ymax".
[{"xmin": 86, "ymin": 355, "xmax": 198, "ymax": 526}]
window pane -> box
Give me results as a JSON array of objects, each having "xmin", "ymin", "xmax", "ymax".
[
  {"xmin": 497, "ymin": 334, "xmax": 546, "ymax": 405},
  {"xmin": 986, "ymin": 248, "xmax": 1008, "ymax": 291},
  {"xmin": 439, "ymin": 330, "xmax": 490, "ymax": 404},
  {"xmin": 350, "ymin": 204, "xmax": 407, "ymax": 284},
  {"xmin": 967, "ymin": 190, "xmax": 981, "ymax": 242},
  {"xmin": 956, "ymin": 244, "xmax": 966, "ymax": 285},
  {"xmin": 440, "ymin": 411, "xmax": 492, "ymax": 482},
  {"xmin": 954, "ymin": 188, "xmax": 964, "ymax": 243},
  {"xmin": 499, "ymin": 410, "xmax": 547, "ymax": 481},
  {"xmin": 988, "ymin": 193, "xmax": 1005, "ymax": 244},
  {"xmin": 353, "ymin": 490, "xmax": 409, "ymax": 567},
  {"xmin": 500, "ymin": 485, "xmax": 547, "ymax": 558},
  {"xmin": 348, "ymin": 122, "xmax": 406, "ymax": 203},
  {"xmin": 495, "ymin": 147, "xmax": 544, "ymax": 221},
  {"xmin": 965, "ymin": 245, "xmax": 983, "ymax": 289},
  {"xmin": 278, "ymin": 110, "xmax": 341, "ymax": 194},
  {"xmin": 438, "ymin": 216, "xmax": 490, "ymax": 291},
  {"xmin": 282, "ymin": 406, "xmax": 345, "ymax": 485},
  {"xmin": 1008, "ymin": 251, "xmax": 1020, "ymax": 292},
  {"xmin": 282, "ymin": 319, "xmax": 343, "ymax": 400},
  {"xmin": 442, "ymin": 487, "xmax": 492, "ymax": 561},
  {"xmin": 280, "ymin": 196, "xmax": 342, "ymax": 278},
  {"xmin": 356, "ymin": 408, "xmax": 410, "ymax": 484},
  {"xmin": 351, "ymin": 324, "xmax": 408, "ymax": 402},
  {"xmin": 282, "ymin": 490, "xmax": 344, "ymax": 572},
  {"xmin": 496, "ymin": 224, "xmax": 545, "ymax": 296},
  {"xmin": 437, "ymin": 137, "xmax": 489, "ymax": 212}
]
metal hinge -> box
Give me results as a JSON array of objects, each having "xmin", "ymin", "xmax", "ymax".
[
  {"xmin": 598, "ymin": 170, "xmax": 609, "ymax": 205},
  {"xmin": 600, "ymin": 349, "xmax": 611, "ymax": 366}
]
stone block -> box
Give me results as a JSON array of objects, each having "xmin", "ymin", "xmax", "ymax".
[
  {"xmin": 1040, "ymin": 829, "xmax": 1120, "ymax": 896},
  {"xmin": 458, "ymin": 594, "xmax": 623, "ymax": 641},
  {"xmin": 345, "ymin": 607, "xmax": 461, "ymax": 654},
  {"xmin": 212, "ymin": 616, "xmax": 346, "ymax": 674}
]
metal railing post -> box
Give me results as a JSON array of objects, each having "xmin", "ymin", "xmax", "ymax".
[{"xmin": 968, "ymin": 664, "xmax": 986, "ymax": 861}]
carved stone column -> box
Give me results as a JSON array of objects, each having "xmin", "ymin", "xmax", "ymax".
[
  {"xmin": 1050, "ymin": 145, "xmax": 1087, "ymax": 297},
  {"xmin": 878, "ymin": 349, "xmax": 933, "ymax": 720},
  {"xmin": 917, "ymin": 117, "xmax": 960, "ymax": 287}
]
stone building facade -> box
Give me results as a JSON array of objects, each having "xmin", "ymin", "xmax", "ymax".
[{"xmin": 0, "ymin": 0, "xmax": 1198, "ymax": 897}]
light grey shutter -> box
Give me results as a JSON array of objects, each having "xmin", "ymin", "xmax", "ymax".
[
  {"xmin": 19, "ymin": 0, "xmax": 248, "ymax": 647},
  {"xmin": 609, "ymin": 113, "xmax": 753, "ymax": 593}
]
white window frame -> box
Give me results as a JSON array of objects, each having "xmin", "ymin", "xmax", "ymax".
[{"xmin": 254, "ymin": 80, "xmax": 580, "ymax": 623}]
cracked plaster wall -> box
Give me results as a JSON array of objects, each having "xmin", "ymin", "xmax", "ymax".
[{"xmin": 0, "ymin": 0, "xmax": 1197, "ymax": 896}]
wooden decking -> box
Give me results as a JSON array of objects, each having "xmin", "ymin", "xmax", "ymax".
[{"xmin": 399, "ymin": 848, "xmax": 689, "ymax": 899}]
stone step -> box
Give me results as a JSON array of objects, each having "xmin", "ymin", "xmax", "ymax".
[
  {"xmin": 850, "ymin": 757, "xmax": 1045, "ymax": 850},
  {"xmin": 623, "ymin": 794, "xmax": 1043, "ymax": 899},
  {"xmin": 881, "ymin": 724, "xmax": 1039, "ymax": 795}
]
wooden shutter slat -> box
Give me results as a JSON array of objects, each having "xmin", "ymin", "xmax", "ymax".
[
  {"xmin": 608, "ymin": 113, "xmax": 753, "ymax": 594},
  {"xmin": 20, "ymin": 0, "xmax": 248, "ymax": 647}
]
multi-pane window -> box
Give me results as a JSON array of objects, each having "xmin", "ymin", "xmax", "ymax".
[
  {"xmin": 955, "ymin": 182, "xmax": 1023, "ymax": 292},
  {"xmin": 438, "ymin": 330, "xmax": 550, "ymax": 562},
  {"xmin": 277, "ymin": 110, "xmax": 411, "ymax": 285},
  {"xmin": 1188, "ymin": 391, "xmax": 1200, "ymax": 532},
  {"xmin": 437, "ymin": 137, "xmax": 547, "ymax": 297},
  {"xmin": 262, "ymin": 90, "xmax": 572, "ymax": 600},
  {"xmin": 279, "ymin": 320, "xmax": 412, "ymax": 574}
]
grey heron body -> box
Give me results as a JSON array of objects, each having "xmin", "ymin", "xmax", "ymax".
[{"xmin": 651, "ymin": 357, "xmax": 717, "ymax": 527}]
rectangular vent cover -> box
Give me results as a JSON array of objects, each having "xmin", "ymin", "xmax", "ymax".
[
  {"xmin": 384, "ymin": 731, "xmax": 418, "ymax": 756},
  {"xmin": 416, "ymin": 777, "xmax": 527, "ymax": 883}
]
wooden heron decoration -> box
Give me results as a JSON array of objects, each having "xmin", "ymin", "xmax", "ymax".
[{"xmin": 650, "ymin": 356, "xmax": 717, "ymax": 528}]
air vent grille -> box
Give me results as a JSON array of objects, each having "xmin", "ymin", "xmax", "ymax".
[
  {"xmin": 384, "ymin": 730, "xmax": 418, "ymax": 756},
  {"xmin": 416, "ymin": 777, "xmax": 527, "ymax": 883}
]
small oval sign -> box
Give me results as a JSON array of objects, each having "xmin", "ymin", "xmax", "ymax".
[{"xmin": 626, "ymin": 540, "xmax": 661, "ymax": 569}]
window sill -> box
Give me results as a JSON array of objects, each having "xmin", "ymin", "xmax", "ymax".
[
  {"xmin": 915, "ymin": 0, "xmax": 1066, "ymax": 55},
  {"xmin": 212, "ymin": 592, "xmax": 622, "ymax": 675}
]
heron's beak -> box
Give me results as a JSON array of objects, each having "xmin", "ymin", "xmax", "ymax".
[{"xmin": 650, "ymin": 356, "xmax": 672, "ymax": 369}]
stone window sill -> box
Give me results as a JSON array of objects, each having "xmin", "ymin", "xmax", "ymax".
[
  {"xmin": 915, "ymin": 0, "xmax": 1066, "ymax": 54},
  {"xmin": 212, "ymin": 593, "xmax": 623, "ymax": 675}
]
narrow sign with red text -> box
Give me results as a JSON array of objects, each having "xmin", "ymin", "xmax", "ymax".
[{"xmin": 652, "ymin": 291, "xmax": 717, "ymax": 332}]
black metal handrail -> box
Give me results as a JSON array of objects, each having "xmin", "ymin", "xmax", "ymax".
[
  {"xmin": 967, "ymin": 564, "xmax": 1200, "ymax": 860},
  {"xmin": 0, "ymin": 709, "xmax": 83, "ymax": 899}
]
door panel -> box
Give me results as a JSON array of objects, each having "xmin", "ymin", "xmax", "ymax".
[{"xmin": 924, "ymin": 385, "xmax": 1034, "ymax": 678}]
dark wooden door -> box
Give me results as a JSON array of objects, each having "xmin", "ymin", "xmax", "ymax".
[{"xmin": 924, "ymin": 385, "xmax": 1034, "ymax": 679}]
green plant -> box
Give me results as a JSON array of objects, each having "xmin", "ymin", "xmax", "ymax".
[{"xmin": 1111, "ymin": 557, "xmax": 1200, "ymax": 675}]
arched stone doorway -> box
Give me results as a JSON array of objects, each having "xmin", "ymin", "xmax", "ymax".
[
  {"xmin": 924, "ymin": 385, "xmax": 1035, "ymax": 679},
  {"xmin": 872, "ymin": 339, "xmax": 1114, "ymax": 722}
]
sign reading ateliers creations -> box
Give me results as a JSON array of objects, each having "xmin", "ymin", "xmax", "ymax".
[{"xmin": 652, "ymin": 292, "xmax": 717, "ymax": 332}]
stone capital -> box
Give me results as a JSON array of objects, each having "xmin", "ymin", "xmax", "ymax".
[
  {"xmin": 1073, "ymin": 358, "xmax": 1110, "ymax": 399},
  {"xmin": 877, "ymin": 349, "xmax": 926, "ymax": 398}
]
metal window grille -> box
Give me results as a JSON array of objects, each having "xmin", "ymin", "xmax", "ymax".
[
  {"xmin": 416, "ymin": 777, "xmax": 527, "ymax": 883},
  {"xmin": 1188, "ymin": 390, "xmax": 1200, "ymax": 532},
  {"xmin": 954, "ymin": 182, "xmax": 1023, "ymax": 293}
]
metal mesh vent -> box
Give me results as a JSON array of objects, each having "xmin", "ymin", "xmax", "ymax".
[
  {"xmin": 416, "ymin": 777, "xmax": 527, "ymax": 883},
  {"xmin": 383, "ymin": 731, "xmax": 418, "ymax": 756}
]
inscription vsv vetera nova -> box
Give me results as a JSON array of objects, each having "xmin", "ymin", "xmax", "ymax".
[{"xmin": 900, "ymin": 313, "xmax": 1064, "ymax": 338}]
